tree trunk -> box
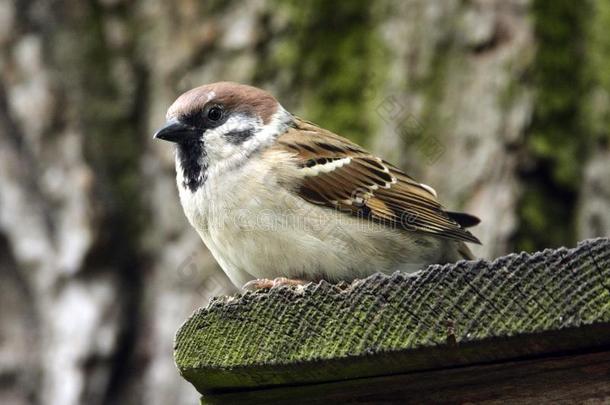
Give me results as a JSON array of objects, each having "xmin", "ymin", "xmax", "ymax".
[{"xmin": 0, "ymin": 0, "xmax": 608, "ymax": 404}]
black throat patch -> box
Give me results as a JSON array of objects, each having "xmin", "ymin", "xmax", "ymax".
[{"xmin": 177, "ymin": 139, "xmax": 207, "ymax": 192}]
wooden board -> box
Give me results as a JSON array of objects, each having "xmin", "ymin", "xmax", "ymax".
[
  {"xmin": 202, "ymin": 349, "xmax": 610, "ymax": 404},
  {"xmin": 174, "ymin": 238, "xmax": 610, "ymax": 395}
]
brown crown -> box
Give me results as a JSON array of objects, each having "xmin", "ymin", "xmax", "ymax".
[{"xmin": 167, "ymin": 82, "xmax": 279, "ymax": 125}]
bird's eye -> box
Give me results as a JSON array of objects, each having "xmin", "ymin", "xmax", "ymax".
[{"xmin": 207, "ymin": 106, "xmax": 223, "ymax": 121}]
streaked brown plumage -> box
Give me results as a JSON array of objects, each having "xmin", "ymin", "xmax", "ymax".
[{"xmin": 274, "ymin": 117, "xmax": 480, "ymax": 246}]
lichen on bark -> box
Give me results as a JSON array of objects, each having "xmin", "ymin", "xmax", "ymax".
[
  {"xmin": 516, "ymin": 0, "xmax": 593, "ymax": 252},
  {"xmin": 584, "ymin": 0, "xmax": 610, "ymax": 145},
  {"xmin": 268, "ymin": 0, "xmax": 387, "ymax": 145}
]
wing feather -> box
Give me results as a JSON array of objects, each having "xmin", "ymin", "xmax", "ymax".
[{"xmin": 274, "ymin": 117, "xmax": 480, "ymax": 244}]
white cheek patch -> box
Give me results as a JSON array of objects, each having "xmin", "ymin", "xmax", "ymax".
[
  {"xmin": 206, "ymin": 107, "xmax": 292, "ymax": 159},
  {"xmin": 204, "ymin": 107, "xmax": 293, "ymax": 178},
  {"xmin": 205, "ymin": 114, "xmax": 260, "ymax": 160},
  {"xmin": 239, "ymin": 106, "xmax": 292, "ymax": 155}
]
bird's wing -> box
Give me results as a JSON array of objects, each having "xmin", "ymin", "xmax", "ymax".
[{"xmin": 272, "ymin": 117, "xmax": 481, "ymax": 244}]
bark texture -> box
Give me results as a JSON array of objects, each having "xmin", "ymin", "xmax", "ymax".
[{"xmin": 0, "ymin": 1, "xmax": 608, "ymax": 404}]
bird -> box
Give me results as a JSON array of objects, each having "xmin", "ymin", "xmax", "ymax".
[{"xmin": 154, "ymin": 82, "xmax": 481, "ymax": 290}]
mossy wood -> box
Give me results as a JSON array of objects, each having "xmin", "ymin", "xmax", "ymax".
[{"xmin": 174, "ymin": 238, "xmax": 610, "ymax": 395}]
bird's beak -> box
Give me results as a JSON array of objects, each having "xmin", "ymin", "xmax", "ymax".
[{"xmin": 153, "ymin": 118, "xmax": 199, "ymax": 143}]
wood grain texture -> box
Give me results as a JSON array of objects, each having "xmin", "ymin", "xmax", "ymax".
[
  {"xmin": 202, "ymin": 350, "xmax": 610, "ymax": 404},
  {"xmin": 174, "ymin": 238, "xmax": 610, "ymax": 394}
]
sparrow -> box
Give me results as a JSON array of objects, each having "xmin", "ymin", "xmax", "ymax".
[{"xmin": 154, "ymin": 82, "xmax": 481, "ymax": 290}]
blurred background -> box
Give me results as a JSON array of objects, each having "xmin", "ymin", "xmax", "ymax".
[{"xmin": 0, "ymin": 0, "xmax": 609, "ymax": 404}]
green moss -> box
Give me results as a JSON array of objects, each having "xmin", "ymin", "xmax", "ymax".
[
  {"xmin": 583, "ymin": 0, "xmax": 610, "ymax": 143},
  {"xmin": 517, "ymin": 182, "xmax": 576, "ymax": 253},
  {"xmin": 269, "ymin": 1, "xmax": 387, "ymax": 145},
  {"xmin": 516, "ymin": 0, "xmax": 592, "ymax": 252},
  {"xmin": 174, "ymin": 240, "xmax": 610, "ymax": 394},
  {"xmin": 529, "ymin": 0, "xmax": 591, "ymax": 186},
  {"xmin": 76, "ymin": 2, "xmax": 147, "ymax": 250}
]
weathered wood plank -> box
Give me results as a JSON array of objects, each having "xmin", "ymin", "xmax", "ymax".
[
  {"xmin": 202, "ymin": 349, "xmax": 610, "ymax": 404},
  {"xmin": 174, "ymin": 238, "xmax": 610, "ymax": 394}
]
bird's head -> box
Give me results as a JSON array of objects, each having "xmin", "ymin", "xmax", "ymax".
[{"xmin": 154, "ymin": 82, "xmax": 292, "ymax": 191}]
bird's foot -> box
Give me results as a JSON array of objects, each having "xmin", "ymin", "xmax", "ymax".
[{"xmin": 243, "ymin": 277, "xmax": 307, "ymax": 291}]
